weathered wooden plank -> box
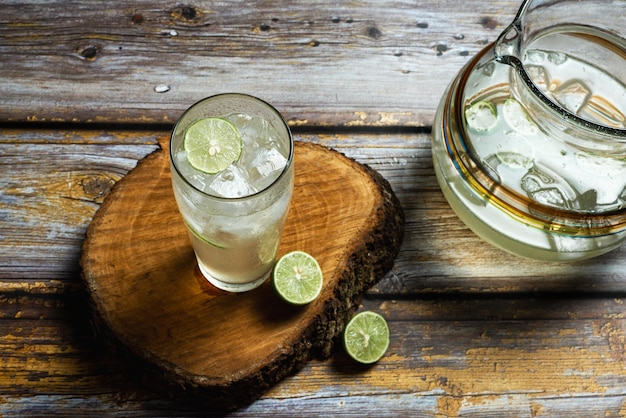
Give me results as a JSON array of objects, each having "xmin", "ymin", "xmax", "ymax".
[
  {"xmin": 0, "ymin": 297, "xmax": 624, "ymax": 416},
  {"xmin": 269, "ymin": 297, "xmax": 626, "ymax": 417},
  {"xmin": 0, "ymin": 0, "xmax": 520, "ymax": 126},
  {"xmin": 2, "ymin": 129, "xmax": 626, "ymax": 295},
  {"xmin": 3, "ymin": 129, "xmax": 624, "ymax": 415},
  {"xmin": 2, "ymin": 1, "xmax": 625, "ymax": 415},
  {"xmin": 0, "ymin": 130, "xmax": 161, "ymax": 282}
]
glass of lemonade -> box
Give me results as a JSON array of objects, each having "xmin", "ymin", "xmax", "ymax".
[{"xmin": 169, "ymin": 93, "xmax": 294, "ymax": 292}]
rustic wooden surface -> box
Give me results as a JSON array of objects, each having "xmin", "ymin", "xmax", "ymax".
[
  {"xmin": 1, "ymin": 0, "xmax": 626, "ymax": 416},
  {"xmin": 81, "ymin": 139, "xmax": 403, "ymax": 410}
]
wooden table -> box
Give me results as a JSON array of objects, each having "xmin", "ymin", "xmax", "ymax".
[{"xmin": 2, "ymin": 1, "xmax": 625, "ymax": 416}]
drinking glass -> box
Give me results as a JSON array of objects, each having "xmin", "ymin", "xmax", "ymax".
[{"xmin": 170, "ymin": 93, "xmax": 294, "ymax": 291}]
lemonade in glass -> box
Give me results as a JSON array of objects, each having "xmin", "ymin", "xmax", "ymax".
[{"xmin": 169, "ymin": 94, "xmax": 294, "ymax": 292}]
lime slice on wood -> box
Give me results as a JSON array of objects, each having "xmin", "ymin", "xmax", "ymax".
[
  {"xmin": 184, "ymin": 117, "xmax": 242, "ymax": 174},
  {"xmin": 465, "ymin": 100, "xmax": 498, "ymax": 132},
  {"xmin": 273, "ymin": 251, "xmax": 323, "ymax": 305},
  {"xmin": 344, "ymin": 311, "xmax": 390, "ymax": 364}
]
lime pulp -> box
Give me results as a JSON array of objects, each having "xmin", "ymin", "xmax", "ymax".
[
  {"xmin": 183, "ymin": 117, "xmax": 242, "ymax": 174},
  {"xmin": 343, "ymin": 311, "xmax": 390, "ymax": 364},
  {"xmin": 272, "ymin": 251, "xmax": 323, "ymax": 305}
]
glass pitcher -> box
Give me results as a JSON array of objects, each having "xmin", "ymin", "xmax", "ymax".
[{"xmin": 432, "ymin": 0, "xmax": 626, "ymax": 261}]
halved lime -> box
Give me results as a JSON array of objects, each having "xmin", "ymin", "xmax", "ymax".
[
  {"xmin": 184, "ymin": 117, "xmax": 242, "ymax": 174},
  {"xmin": 343, "ymin": 311, "xmax": 389, "ymax": 364},
  {"xmin": 272, "ymin": 251, "xmax": 323, "ymax": 305},
  {"xmin": 465, "ymin": 100, "xmax": 498, "ymax": 132}
]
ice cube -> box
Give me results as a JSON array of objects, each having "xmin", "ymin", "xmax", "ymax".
[
  {"xmin": 247, "ymin": 147, "xmax": 288, "ymax": 191},
  {"xmin": 529, "ymin": 187, "xmax": 568, "ymax": 208},
  {"xmin": 235, "ymin": 115, "xmax": 273, "ymax": 168},
  {"xmin": 481, "ymin": 155, "xmax": 502, "ymax": 183},
  {"xmin": 526, "ymin": 65, "xmax": 550, "ymax": 91},
  {"xmin": 524, "ymin": 50, "xmax": 546, "ymax": 65},
  {"xmin": 225, "ymin": 113, "xmax": 269, "ymax": 145},
  {"xmin": 547, "ymin": 51, "xmax": 567, "ymax": 65},
  {"xmin": 175, "ymin": 150, "xmax": 194, "ymax": 176},
  {"xmin": 551, "ymin": 235, "xmax": 590, "ymax": 253},
  {"xmin": 265, "ymin": 125, "xmax": 290, "ymax": 156},
  {"xmin": 521, "ymin": 176, "xmax": 541, "ymax": 193},
  {"xmin": 225, "ymin": 112, "xmax": 253, "ymax": 128},
  {"xmin": 579, "ymin": 97, "xmax": 626, "ymax": 129},
  {"xmin": 576, "ymin": 189, "xmax": 598, "ymax": 211},
  {"xmin": 191, "ymin": 173, "xmax": 213, "ymax": 192},
  {"xmin": 481, "ymin": 61, "xmax": 495, "ymax": 77},
  {"xmin": 241, "ymin": 116, "xmax": 270, "ymax": 144},
  {"xmin": 521, "ymin": 164, "xmax": 582, "ymax": 210},
  {"xmin": 551, "ymin": 80, "xmax": 591, "ymax": 115},
  {"xmin": 208, "ymin": 165, "xmax": 256, "ymax": 198},
  {"xmin": 174, "ymin": 150, "xmax": 213, "ymax": 191}
]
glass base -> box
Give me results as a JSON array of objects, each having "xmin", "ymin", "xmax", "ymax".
[{"xmin": 197, "ymin": 263, "xmax": 270, "ymax": 293}]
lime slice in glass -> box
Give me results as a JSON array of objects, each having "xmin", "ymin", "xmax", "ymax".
[
  {"xmin": 184, "ymin": 117, "xmax": 242, "ymax": 174},
  {"xmin": 344, "ymin": 311, "xmax": 390, "ymax": 364},
  {"xmin": 502, "ymin": 98, "xmax": 539, "ymax": 135},
  {"xmin": 272, "ymin": 251, "xmax": 323, "ymax": 305},
  {"xmin": 465, "ymin": 100, "xmax": 498, "ymax": 132},
  {"xmin": 185, "ymin": 221, "xmax": 227, "ymax": 249}
]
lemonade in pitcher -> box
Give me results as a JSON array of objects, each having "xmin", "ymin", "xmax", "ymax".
[{"xmin": 432, "ymin": 0, "xmax": 626, "ymax": 261}]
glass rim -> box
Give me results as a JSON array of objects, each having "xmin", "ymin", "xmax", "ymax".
[{"xmin": 169, "ymin": 93, "xmax": 294, "ymax": 201}]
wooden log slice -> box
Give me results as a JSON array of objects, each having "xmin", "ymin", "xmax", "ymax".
[{"xmin": 80, "ymin": 137, "xmax": 404, "ymax": 410}]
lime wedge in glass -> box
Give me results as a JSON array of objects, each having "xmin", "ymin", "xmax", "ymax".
[
  {"xmin": 184, "ymin": 117, "xmax": 242, "ymax": 174},
  {"xmin": 272, "ymin": 251, "xmax": 323, "ymax": 305},
  {"xmin": 343, "ymin": 311, "xmax": 390, "ymax": 364}
]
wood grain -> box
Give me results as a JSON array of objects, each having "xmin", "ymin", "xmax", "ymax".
[
  {"xmin": 4, "ymin": 129, "xmax": 624, "ymax": 297},
  {"xmin": 2, "ymin": 128, "xmax": 626, "ymax": 417},
  {"xmin": 0, "ymin": 0, "xmax": 520, "ymax": 127},
  {"xmin": 2, "ymin": 0, "xmax": 626, "ymax": 414},
  {"xmin": 1, "ymin": 297, "xmax": 625, "ymax": 417},
  {"xmin": 79, "ymin": 137, "xmax": 404, "ymax": 409}
]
